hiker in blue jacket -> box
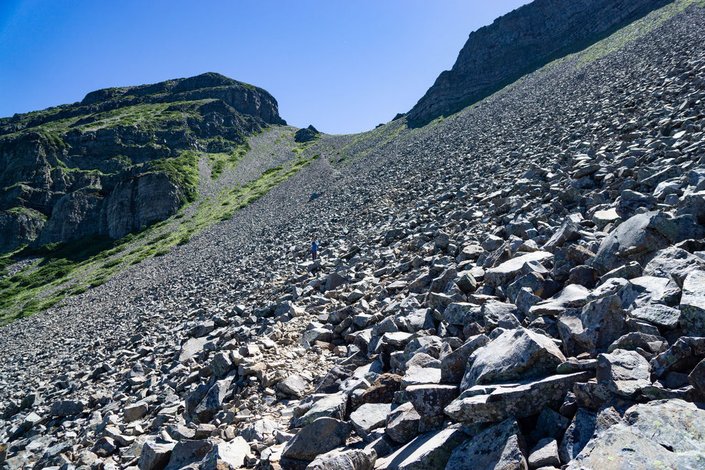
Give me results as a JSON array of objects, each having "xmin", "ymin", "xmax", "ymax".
[{"xmin": 311, "ymin": 238, "xmax": 319, "ymax": 261}]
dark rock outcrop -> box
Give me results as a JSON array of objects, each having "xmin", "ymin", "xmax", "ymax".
[
  {"xmin": 407, "ymin": 0, "xmax": 671, "ymax": 127},
  {"xmin": 0, "ymin": 73, "xmax": 285, "ymax": 251},
  {"xmin": 294, "ymin": 125, "xmax": 320, "ymax": 143}
]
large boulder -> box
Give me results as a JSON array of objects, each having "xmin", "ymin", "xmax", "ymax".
[
  {"xmin": 567, "ymin": 400, "xmax": 705, "ymax": 469},
  {"xmin": 592, "ymin": 211, "xmax": 704, "ymax": 273},
  {"xmin": 445, "ymin": 419, "xmax": 527, "ymax": 470},
  {"xmin": 461, "ymin": 328, "xmax": 565, "ymax": 389}
]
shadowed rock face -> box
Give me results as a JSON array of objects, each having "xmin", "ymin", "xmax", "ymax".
[
  {"xmin": 0, "ymin": 73, "xmax": 285, "ymax": 251},
  {"xmin": 406, "ymin": 0, "xmax": 672, "ymax": 127}
]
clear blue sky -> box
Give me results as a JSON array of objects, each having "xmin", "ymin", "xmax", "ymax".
[{"xmin": 0, "ymin": 0, "xmax": 531, "ymax": 134}]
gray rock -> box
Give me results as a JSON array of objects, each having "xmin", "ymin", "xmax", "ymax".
[
  {"xmin": 445, "ymin": 372, "xmax": 592, "ymax": 424},
  {"xmin": 484, "ymin": 252, "xmax": 553, "ymax": 287},
  {"xmin": 282, "ymin": 418, "xmax": 352, "ymax": 462},
  {"xmin": 680, "ymin": 270, "xmax": 705, "ymax": 335},
  {"xmin": 124, "ymin": 401, "xmax": 149, "ymax": 423},
  {"xmin": 445, "ymin": 419, "xmax": 527, "ymax": 470},
  {"xmin": 385, "ymin": 402, "xmax": 421, "ymax": 444},
  {"xmin": 461, "ymin": 328, "xmax": 565, "ymax": 390},
  {"xmin": 350, "ymin": 403, "xmax": 392, "ymax": 440},
  {"xmin": 376, "ymin": 427, "xmax": 465, "ymax": 469},
  {"xmin": 201, "ymin": 438, "xmax": 250, "ymax": 470},
  {"xmin": 277, "ymin": 374, "xmax": 308, "ymax": 398},
  {"xmin": 194, "ymin": 377, "xmax": 232, "ymax": 423},
  {"xmin": 139, "ymin": 440, "xmax": 175, "ymax": 470},
  {"xmin": 165, "ymin": 440, "xmax": 212, "ymax": 470},
  {"xmin": 597, "ymin": 349, "xmax": 651, "ymax": 397},
  {"xmin": 406, "ymin": 384, "xmax": 458, "ymax": 432},
  {"xmin": 567, "ymin": 399, "xmax": 705, "ymax": 469},
  {"xmin": 294, "ymin": 393, "xmax": 347, "ymax": 427},
  {"xmin": 440, "ymin": 334, "xmax": 490, "ymax": 384},
  {"xmin": 629, "ymin": 304, "xmax": 681, "ymax": 329},
  {"xmin": 306, "ymin": 448, "xmax": 376, "ymax": 470},
  {"xmin": 528, "ymin": 438, "xmax": 559, "ymax": 469},
  {"xmin": 50, "ymin": 399, "xmax": 85, "ymax": 417},
  {"xmin": 559, "ymin": 408, "xmax": 596, "ymax": 463}
]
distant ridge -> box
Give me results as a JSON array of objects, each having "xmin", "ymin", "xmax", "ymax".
[{"xmin": 407, "ymin": 0, "xmax": 672, "ymax": 127}]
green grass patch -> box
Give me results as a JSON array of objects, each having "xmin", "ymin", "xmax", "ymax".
[
  {"xmin": 207, "ymin": 142, "xmax": 250, "ymax": 179},
  {"xmin": 148, "ymin": 151, "xmax": 200, "ymax": 203}
]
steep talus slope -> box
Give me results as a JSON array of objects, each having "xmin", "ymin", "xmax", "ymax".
[
  {"xmin": 0, "ymin": 72, "xmax": 284, "ymax": 251},
  {"xmin": 407, "ymin": 0, "xmax": 671, "ymax": 127},
  {"xmin": 1, "ymin": 1, "xmax": 705, "ymax": 469}
]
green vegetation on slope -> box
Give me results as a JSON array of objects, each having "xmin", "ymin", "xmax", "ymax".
[{"xmin": 0, "ymin": 145, "xmax": 318, "ymax": 325}]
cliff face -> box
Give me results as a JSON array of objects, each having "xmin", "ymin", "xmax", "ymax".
[
  {"xmin": 407, "ymin": 0, "xmax": 672, "ymax": 127},
  {"xmin": 0, "ymin": 73, "xmax": 285, "ymax": 252}
]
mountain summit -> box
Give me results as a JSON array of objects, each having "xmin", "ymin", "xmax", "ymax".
[{"xmin": 0, "ymin": 73, "xmax": 284, "ymax": 252}]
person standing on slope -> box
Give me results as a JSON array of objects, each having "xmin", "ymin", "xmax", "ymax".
[{"xmin": 311, "ymin": 238, "xmax": 319, "ymax": 261}]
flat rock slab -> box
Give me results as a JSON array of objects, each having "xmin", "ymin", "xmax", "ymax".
[
  {"xmin": 485, "ymin": 251, "xmax": 553, "ymax": 287},
  {"xmin": 376, "ymin": 427, "xmax": 465, "ymax": 470},
  {"xmin": 282, "ymin": 418, "xmax": 351, "ymax": 462},
  {"xmin": 446, "ymin": 371, "xmax": 592, "ymax": 424},
  {"xmin": 350, "ymin": 403, "xmax": 392, "ymax": 439}
]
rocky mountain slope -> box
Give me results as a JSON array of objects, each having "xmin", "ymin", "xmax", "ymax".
[
  {"xmin": 2, "ymin": 0, "xmax": 705, "ymax": 469},
  {"xmin": 0, "ymin": 72, "xmax": 284, "ymax": 252},
  {"xmin": 406, "ymin": 0, "xmax": 671, "ymax": 127}
]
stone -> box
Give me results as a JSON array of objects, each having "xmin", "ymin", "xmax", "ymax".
[
  {"xmin": 385, "ymin": 402, "xmax": 421, "ymax": 444},
  {"xmin": 442, "ymin": 302, "xmax": 481, "ymax": 326},
  {"xmin": 461, "ymin": 328, "xmax": 565, "ymax": 390},
  {"xmin": 294, "ymin": 393, "xmax": 348, "ymax": 427},
  {"xmin": 50, "ymin": 399, "xmax": 85, "ymax": 417},
  {"xmin": 124, "ymin": 401, "xmax": 149, "ymax": 423},
  {"xmin": 529, "ymin": 284, "xmax": 590, "ymax": 318},
  {"xmin": 165, "ymin": 440, "xmax": 213, "ymax": 470},
  {"xmin": 179, "ymin": 337, "xmax": 207, "ymax": 363},
  {"xmin": 445, "ymin": 419, "xmax": 527, "ymax": 470},
  {"xmin": 592, "ymin": 212, "xmax": 668, "ymax": 273},
  {"xmin": 306, "ymin": 448, "xmax": 376, "ymax": 470},
  {"xmin": 194, "ymin": 377, "xmax": 232, "ymax": 423},
  {"xmin": 528, "ymin": 438, "xmax": 559, "ymax": 468},
  {"xmin": 643, "ymin": 246, "xmax": 705, "ymax": 285},
  {"xmin": 277, "ymin": 374, "xmax": 308, "ymax": 398},
  {"xmin": 139, "ymin": 441, "xmax": 175, "ymax": 470},
  {"xmin": 558, "ymin": 295, "xmax": 625, "ymax": 355},
  {"xmin": 201, "ymin": 438, "xmax": 251, "ymax": 470},
  {"xmin": 529, "ymin": 407, "xmax": 571, "ymax": 442},
  {"xmin": 484, "ymin": 251, "xmax": 553, "ymax": 287},
  {"xmin": 680, "ymin": 270, "xmax": 705, "ymax": 335},
  {"xmin": 629, "ymin": 304, "xmax": 681, "ymax": 329},
  {"xmin": 376, "ymin": 427, "xmax": 465, "ymax": 469},
  {"xmin": 650, "ymin": 337, "xmax": 705, "ymax": 378},
  {"xmin": 440, "ymin": 334, "xmax": 490, "ymax": 384},
  {"xmin": 240, "ymin": 418, "xmax": 278, "ymax": 443},
  {"xmin": 445, "ymin": 372, "xmax": 592, "ymax": 424},
  {"xmin": 559, "ymin": 408, "xmax": 597, "ymax": 463},
  {"xmin": 405, "ymin": 384, "xmax": 458, "ymax": 431},
  {"xmin": 567, "ymin": 399, "xmax": 705, "ymax": 469},
  {"xmin": 688, "ymin": 358, "xmax": 705, "ymax": 398},
  {"xmin": 350, "ymin": 403, "xmax": 392, "ymax": 440},
  {"xmin": 282, "ymin": 418, "xmax": 352, "ymax": 462},
  {"xmin": 597, "ymin": 349, "xmax": 651, "ymax": 397}
]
